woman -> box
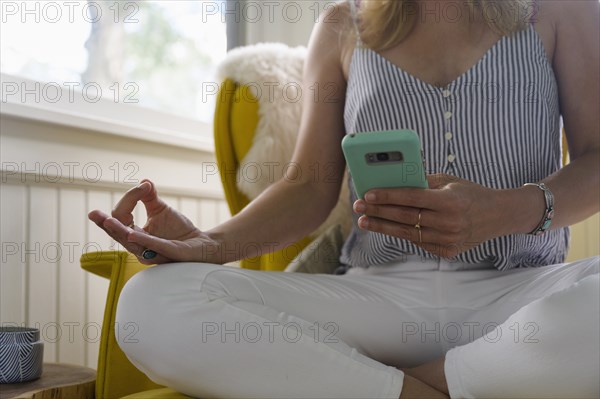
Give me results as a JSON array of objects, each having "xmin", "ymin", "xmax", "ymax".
[{"xmin": 89, "ymin": 0, "xmax": 599, "ymax": 397}]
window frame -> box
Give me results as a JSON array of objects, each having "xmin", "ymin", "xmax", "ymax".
[{"xmin": 0, "ymin": 1, "xmax": 246, "ymax": 150}]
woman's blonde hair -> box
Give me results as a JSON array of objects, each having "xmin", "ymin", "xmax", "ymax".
[{"xmin": 357, "ymin": 0, "xmax": 532, "ymax": 51}]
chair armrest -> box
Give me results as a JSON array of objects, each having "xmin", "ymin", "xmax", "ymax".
[{"xmin": 80, "ymin": 251, "xmax": 164, "ymax": 399}]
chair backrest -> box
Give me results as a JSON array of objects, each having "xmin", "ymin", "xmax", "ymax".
[
  {"xmin": 213, "ymin": 78, "xmax": 312, "ymax": 271},
  {"xmin": 213, "ymin": 79, "xmax": 256, "ymax": 216}
]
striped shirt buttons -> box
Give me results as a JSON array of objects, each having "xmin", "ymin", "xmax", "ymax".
[
  {"xmin": 445, "ymin": 132, "xmax": 453, "ymax": 140},
  {"xmin": 443, "ymin": 89, "xmax": 451, "ymax": 97},
  {"xmin": 447, "ymin": 154, "xmax": 456, "ymax": 163},
  {"xmin": 444, "ymin": 111, "xmax": 453, "ymax": 119}
]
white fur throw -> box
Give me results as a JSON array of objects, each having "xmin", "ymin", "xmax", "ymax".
[{"xmin": 216, "ymin": 42, "xmax": 351, "ymax": 238}]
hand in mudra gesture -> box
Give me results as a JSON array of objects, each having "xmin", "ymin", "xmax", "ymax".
[{"xmin": 88, "ymin": 179, "xmax": 220, "ymax": 264}]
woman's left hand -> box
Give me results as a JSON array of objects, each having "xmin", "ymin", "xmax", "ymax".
[{"xmin": 353, "ymin": 174, "xmax": 510, "ymax": 258}]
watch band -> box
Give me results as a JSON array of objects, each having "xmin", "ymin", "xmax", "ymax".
[{"xmin": 523, "ymin": 182, "xmax": 554, "ymax": 236}]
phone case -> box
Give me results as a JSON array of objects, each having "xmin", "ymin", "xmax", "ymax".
[{"xmin": 341, "ymin": 130, "xmax": 428, "ymax": 199}]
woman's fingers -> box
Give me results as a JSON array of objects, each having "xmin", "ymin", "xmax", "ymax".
[
  {"xmin": 92, "ymin": 214, "xmax": 169, "ymax": 264},
  {"xmin": 102, "ymin": 217, "xmax": 146, "ymax": 255},
  {"xmin": 89, "ymin": 210, "xmax": 149, "ymax": 256},
  {"xmin": 354, "ymin": 175, "xmax": 492, "ymax": 258},
  {"xmin": 355, "ymin": 200, "xmax": 465, "ymax": 235},
  {"xmin": 89, "ymin": 180, "xmax": 186, "ymax": 264},
  {"xmin": 88, "ymin": 209, "xmax": 109, "ymax": 227},
  {"xmin": 357, "ymin": 215, "xmax": 460, "ymax": 246},
  {"xmin": 111, "ymin": 179, "xmax": 168, "ymax": 226},
  {"xmin": 354, "ymin": 201, "xmax": 424, "ymax": 226},
  {"xmin": 358, "ymin": 215, "xmax": 420, "ymax": 242},
  {"xmin": 110, "ymin": 181, "xmax": 149, "ymax": 226},
  {"xmin": 426, "ymin": 173, "xmax": 458, "ymax": 189},
  {"xmin": 136, "ymin": 179, "xmax": 168, "ymax": 215},
  {"xmin": 356, "ymin": 214, "xmax": 473, "ymax": 257},
  {"xmin": 127, "ymin": 231, "xmax": 184, "ymax": 261},
  {"xmin": 361, "ymin": 174, "xmax": 458, "ymax": 208}
]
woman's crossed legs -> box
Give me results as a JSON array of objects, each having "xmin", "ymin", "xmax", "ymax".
[{"xmin": 116, "ymin": 256, "xmax": 599, "ymax": 398}]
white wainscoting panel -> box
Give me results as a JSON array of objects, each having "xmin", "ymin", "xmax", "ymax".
[
  {"xmin": 1, "ymin": 180, "xmax": 229, "ymax": 369},
  {"xmin": 58, "ymin": 188, "xmax": 87, "ymax": 366},
  {"xmin": 1, "ymin": 114, "xmax": 228, "ymax": 370},
  {"xmin": 86, "ymin": 190, "xmax": 113, "ymax": 369},
  {"xmin": 0, "ymin": 184, "xmax": 27, "ymax": 326},
  {"xmin": 28, "ymin": 186, "xmax": 59, "ymax": 362}
]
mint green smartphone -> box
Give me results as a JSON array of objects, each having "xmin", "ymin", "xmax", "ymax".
[{"xmin": 341, "ymin": 130, "xmax": 428, "ymax": 199}]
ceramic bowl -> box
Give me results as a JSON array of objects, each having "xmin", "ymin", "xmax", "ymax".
[{"xmin": 0, "ymin": 327, "xmax": 44, "ymax": 384}]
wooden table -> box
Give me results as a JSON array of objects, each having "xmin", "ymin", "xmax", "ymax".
[{"xmin": 0, "ymin": 363, "xmax": 95, "ymax": 399}]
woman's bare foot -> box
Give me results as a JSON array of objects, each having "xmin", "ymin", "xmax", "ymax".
[
  {"xmin": 400, "ymin": 374, "xmax": 449, "ymax": 399},
  {"xmin": 402, "ymin": 357, "xmax": 449, "ymax": 397}
]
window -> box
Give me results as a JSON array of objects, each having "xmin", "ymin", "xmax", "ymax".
[{"xmin": 1, "ymin": 0, "xmax": 232, "ymax": 136}]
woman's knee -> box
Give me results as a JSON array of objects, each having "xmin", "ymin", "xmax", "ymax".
[
  {"xmin": 115, "ymin": 263, "xmax": 269, "ymax": 359},
  {"xmin": 117, "ymin": 262, "xmax": 240, "ymax": 309},
  {"xmin": 568, "ymin": 255, "xmax": 600, "ymax": 276},
  {"xmin": 445, "ymin": 273, "xmax": 599, "ymax": 398},
  {"xmin": 115, "ymin": 263, "xmax": 233, "ymax": 357}
]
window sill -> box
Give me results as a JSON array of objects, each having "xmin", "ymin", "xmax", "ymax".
[{"xmin": 0, "ymin": 73, "xmax": 215, "ymax": 153}]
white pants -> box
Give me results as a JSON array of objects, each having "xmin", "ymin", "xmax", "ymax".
[{"xmin": 116, "ymin": 256, "xmax": 599, "ymax": 399}]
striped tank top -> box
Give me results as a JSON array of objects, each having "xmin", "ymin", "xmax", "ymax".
[{"xmin": 340, "ymin": 0, "xmax": 569, "ymax": 270}]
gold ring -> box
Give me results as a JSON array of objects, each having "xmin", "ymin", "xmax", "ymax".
[
  {"xmin": 127, "ymin": 220, "xmax": 135, "ymax": 229},
  {"xmin": 414, "ymin": 209, "xmax": 422, "ymax": 230},
  {"xmin": 415, "ymin": 210, "xmax": 422, "ymax": 243}
]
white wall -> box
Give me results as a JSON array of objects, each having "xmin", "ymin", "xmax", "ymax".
[
  {"xmin": 567, "ymin": 214, "xmax": 600, "ymax": 263},
  {"xmin": 244, "ymin": 0, "xmax": 321, "ymax": 46},
  {"xmin": 0, "ymin": 114, "xmax": 229, "ymax": 369}
]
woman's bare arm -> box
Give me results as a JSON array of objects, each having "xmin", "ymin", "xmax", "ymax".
[
  {"xmin": 91, "ymin": 3, "xmax": 353, "ymax": 264},
  {"xmin": 205, "ymin": 4, "xmax": 353, "ymax": 263},
  {"xmin": 528, "ymin": 0, "xmax": 600, "ymax": 231}
]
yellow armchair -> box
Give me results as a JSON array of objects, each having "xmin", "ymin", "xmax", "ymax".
[
  {"xmin": 80, "ymin": 251, "xmax": 190, "ymax": 399},
  {"xmin": 213, "ymin": 78, "xmax": 312, "ymax": 271}
]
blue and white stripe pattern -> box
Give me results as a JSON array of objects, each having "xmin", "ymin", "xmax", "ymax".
[
  {"xmin": 341, "ymin": 16, "xmax": 569, "ymax": 270},
  {"xmin": 0, "ymin": 327, "xmax": 44, "ymax": 384}
]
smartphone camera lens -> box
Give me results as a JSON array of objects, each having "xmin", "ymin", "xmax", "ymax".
[{"xmin": 376, "ymin": 153, "xmax": 389, "ymax": 162}]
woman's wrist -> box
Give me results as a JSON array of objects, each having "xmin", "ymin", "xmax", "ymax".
[
  {"xmin": 497, "ymin": 185, "xmax": 548, "ymax": 236},
  {"xmin": 199, "ymin": 231, "xmax": 228, "ymax": 265},
  {"xmin": 522, "ymin": 183, "xmax": 555, "ymax": 235}
]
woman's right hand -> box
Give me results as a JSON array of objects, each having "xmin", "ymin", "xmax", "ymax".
[{"xmin": 88, "ymin": 179, "xmax": 222, "ymax": 265}]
